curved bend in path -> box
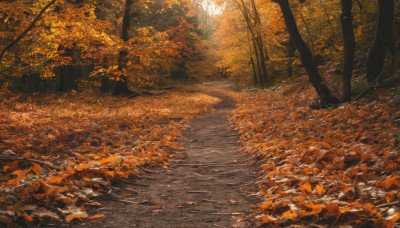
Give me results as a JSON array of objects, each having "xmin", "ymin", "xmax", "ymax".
[{"xmin": 78, "ymin": 82, "xmax": 258, "ymax": 228}]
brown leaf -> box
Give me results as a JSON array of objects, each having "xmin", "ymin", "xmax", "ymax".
[{"xmin": 325, "ymin": 203, "xmax": 340, "ymax": 217}]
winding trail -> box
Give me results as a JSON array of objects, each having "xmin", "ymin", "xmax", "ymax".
[{"xmin": 78, "ymin": 82, "xmax": 258, "ymax": 227}]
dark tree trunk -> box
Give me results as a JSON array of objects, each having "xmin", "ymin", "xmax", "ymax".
[
  {"xmin": 273, "ymin": 0, "xmax": 339, "ymax": 105},
  {"xmin": 340, "ymin": 0, "xmax": 356, "ymax": 102},
  {"xmin": 250, "ymin": 54, "xmax": 258, "ymax": 85},
  {"xmin": 390, "ymin": 17, "xmax": 400, "ymax": 73},
  {"xmin": 171, "ymin": 62, "xmax": 188, "ymax": 80},
  {"xmin": 100, "ymin": 77, "xmax": 113, "ymax": 92},
  {"xmin": 366, "ymin": 0, "xmax": 394, "ymax": 82},
  {"xmin": 286, "ymin": 40, "xmax": 296, "ymax": 77},
  {"xmin": 56, "ymin": 66, "xmax": 77, "ymax": 92},
  {"xmin": 113, "ymin": 0, "xmax": 134, "ymax": 96}
]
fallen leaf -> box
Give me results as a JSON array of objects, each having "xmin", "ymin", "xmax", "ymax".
[
  {"xmin": 260, "ymin": 201, "xmax": 274, "ymax": 210},
  {"xmin": 22, "ymin": 211, "xmax": 34, "ymax": 222},
  {"xmin": 300, "ymin": 183, "xmax": 312, "ymax": 194},
  {"xmin": 282, "ymin": 210, "xmax": 296, "ymax": 220},
  {"xmin": 315, "ymin": 183, "xmax": 325, "ymax": 196},
  {"xmin": 88, "ymin": 214, "xmax": 105, "ymax": 220}
]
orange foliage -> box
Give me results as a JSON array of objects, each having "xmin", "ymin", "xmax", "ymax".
[
  {"xmin": 0, "ymin": 88, "xmax": 218, "ymax": 224},
  {"xmin": 229, "ymin": 78, "xmax": 400, "ymax": 226}
]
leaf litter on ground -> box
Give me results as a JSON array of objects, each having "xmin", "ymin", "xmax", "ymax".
[
  {"xmin": 0, "ymin": 87, "xmax": 219, "ymax": 226},
  {"xmin": 227, "ymin": 78, "xmax": 400, "ymax": 227}
]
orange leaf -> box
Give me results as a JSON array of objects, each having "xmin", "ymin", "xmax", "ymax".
[
  {"xmin": 360, "ymin": 164, "xmax": 367, "ymax": 172},
  {"xmin": 46, "ymin": 176, "xmax": 63, "ymax": 184},
  {"xmin": 389, "ymin": 213, "xmax": 400, "ymax": 223},
  {"xmin": 315, "ymin": 183, "xmax": 325, "ymax": 196},
  {"xmin": 293, "ymin": 196, "xmax": 305, "ymax": 203},
  {"xmin": 300, "ymin": 183, "xmax": 312, "ymax": 194},
  {"xmin": 31, "ymin": 162, "xmax": 42, "ymax": 173},
  {"xmin": 66, "ymin": 214, "xmax": 84, "ymax": 222},
  {"xmin": 260, "ymin": 201, "xmax": 273, "ymax": 210},
  {"xmin": 47, "ymin": 134, "xmax": 56, "ymax": 140},
  {"xmin": 282, "ymin": 210, "xmax": 296, "ymax": 220},
  {"xmin": 99, "ymin": 156, "xmax": 121, "ymax": 166},
  {"xmin": 88, "ymin": 214, "xmax": 105, "ymax": 220},
  {"xmin": 303, "ymin": 201, "xmax": 325, "ymax": 214},
  {"xmin": 319, "ymin": 142, "xmax": 331, "ymax": 150},
  {"xmin": 23, "ymin": 211, "xmax": 34, "ymax": 222},
  {"xmin": 76, "ymin": 164, "xmax": 88, "ymax": 172},
  {"xmin": 385, "ymin": 191, "xmax": 396, "ymax": 203}
]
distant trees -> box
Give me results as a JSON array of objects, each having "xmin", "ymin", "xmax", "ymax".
[
  {"xmin": 234, "ymin": 0, "xmax": 269, "ymax": 87},
  {"xmin": 213, "ymin": 0, "xmax": 398, "ymax": 104},
  {"xmin": 270, "ymin": 0, "xmax": 396, "ymax": 105},
  {"xmin": 0, "ymin": 0, "xmax": 203, "ymax": 94},
  {"xmin": 0, "ymin": 0, "xmax": 398, "ymax": 102}
]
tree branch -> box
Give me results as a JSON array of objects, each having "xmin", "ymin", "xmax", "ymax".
[{"xmin": 0, "ymin": 0, "xmax": 57, "ymax": 63}]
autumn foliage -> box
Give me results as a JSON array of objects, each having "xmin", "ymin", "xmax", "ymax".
[
  {"xmin": 1, "ymin": 0, "xmax": 400, "ymax": 226},
  {"xmin": 0, "ymin": 88, "xmax": 218, "ymax": 224},
  {"xmin": 229, "ymin": 78, "xmax": 400, "ymax": 226}
]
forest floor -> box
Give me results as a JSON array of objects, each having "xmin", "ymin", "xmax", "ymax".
[
  {"xmin": 73, "ymin": 81, "xmax": 259, "ymax": 227},
  {"xmin": 1, "ymin": 79, "xmax": 399, "ymax": 227}
]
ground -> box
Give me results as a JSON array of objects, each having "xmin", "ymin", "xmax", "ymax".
[
  {"xmin": 1, "ymin": 80, "xmax": 399, "ymax": 227},
  {"xmin": 72, "ymin": 82, "xmax": 258, "ymax": 227}
]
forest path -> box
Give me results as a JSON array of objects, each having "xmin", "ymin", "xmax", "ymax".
[{"xmin": 77, "ymin": 81, "xmax": 258, "ymax": 227}]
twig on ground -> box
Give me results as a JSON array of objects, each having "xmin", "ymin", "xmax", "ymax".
[
  {"xmin": 376, "ymin": 201, "xmax": 399, "ymax": 208},
  {"xmin": 108, "ymin": 192, "xmax": 138, "ymax": 205},
  {"xmin": 190, "ymin": 172, "xmax": 206, "ymax": 177},
  {"xmin": 142, "ymin": 167, "xmax": 160, "ymax": 173},
  {"xmin": 118, "ymin": 178, "xmax": 148, "ymax": 187},
  {"xmin": 187, "ymin": 190, "xmax": 209, "ymax": 194}
]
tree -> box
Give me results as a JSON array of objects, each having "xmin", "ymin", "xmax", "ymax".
[
  {"xmin": 365, "ymin": 0, "xmax": 395, "ymax": 83},
  {"xmin": 340, "ymin": 0, "xmax": 355, "ymax": 101},
  {"xmin": 234, "ymin": 0, "xmax": 269, "ymax": 86},
  {"xmin": 0, "ymin": 0, "xmax": 120, "ymax": 91},
  {"xmin": 113, "ymin": 0, "xmax": 135, "ymax": 95},
  {"xmin": 272, "ymin": 0, "xmax": 340, "ymax": 105}
]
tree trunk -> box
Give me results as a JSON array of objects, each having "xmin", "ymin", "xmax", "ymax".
[
  {"xmin": 390, "ymin": 17, "xmax": 400, "ymax": 73},
  {"xmin": 273, "ymin": 0, "xmax": 339, "ymax": 104},
  {"xmin": 286, "ymin": 40, "xmax": 296, "ymax": 77},
  {"xmin": 340, "ymin": 0, "xmax": 356, "ymax": 102},
  {"xmin": 113, "ymin": 0, "xmax": 134, "ymax": 95},
  {"xmin": 250, "ymin": 54, "xmax": 258, "ymax": 85},
  {"xmin": 366, "ymin": 0, "xmax": 394, "ymax": 82},
  {"xmin": 251, "ymin": 0, "xmax": 269, "ymax": 84}
]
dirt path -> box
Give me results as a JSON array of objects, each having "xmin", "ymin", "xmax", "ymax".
[{"xmin": 77, "ymin": 82, "xmax": 258, "ymax": 227}]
